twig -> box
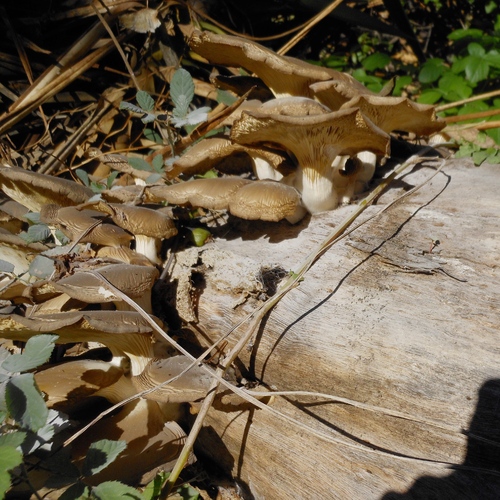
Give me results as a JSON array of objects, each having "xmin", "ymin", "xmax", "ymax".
[{"xmin": 436, "ymin": 88, "xmax": 500, "ymax": 112}]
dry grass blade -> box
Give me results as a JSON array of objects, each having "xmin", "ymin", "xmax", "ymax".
[{"xmin": 278, "ymin": 0, "xmax": 344, "ymax": 55}]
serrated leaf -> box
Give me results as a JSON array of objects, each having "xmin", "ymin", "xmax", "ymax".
[
  {"xmin": 82, "ymin": 439, "xmax": 127, "ymax": 477},
  {"xmin": 361, "ymin": 52, "xmax": 390, "ymax": 71},
  {"xmin": 75, "ymin": 169, "xmax": 90, "ymax": 187},
  {"xmin": 59, "ymin": 481, "xmax": 91, "ymax": 500},
  {"xmin": 22, "ymin": 224, "xmax": 51, "ymax": 244},
  {"xmin": 170, "ymin": 68, "xmax": 194, "ymax": 117},
  {"xmin": 128, "ymin": 157, "xmax": 153, "ymax": 172},
  {"xmin": 141, "ymin": 113, "xmax": 157, "ymax": 124},
  {"xmin": 29, "ymin": 255, "xmax": 55, "ymax": 279},
  {"xmin": 143, "ymin": 128, "xmax": 163, "ymax": 144},
  {"xmin": 106, "ymin": 170, "xmax": 120, "ymax": 190},
  {"xmin": 5, "ymin": 373, "xmax": 48, "ymax": 431},
  {"xmin": 55, "ymin": 229, "xmax": 71, "ymax": 245},
  {"xmin": 0, "ymin": 431, "xmax": 26, "ymax": 449},
  {"xmin": 0, "ymin": 260, "xmax": 15, "ymax": 273},
  {"xmin": 0, "ymin": 445, "xmax": 23, "ymax": 497},
  {"xmin": 119, "ymin": 101, "xmax": 145, "ymax": 114},
  {"xmin": 464, "ymin": 56, "xmax": 489, "ymax": 83},
  {"xmin": 136, "ymin": 90, "xmax": 155, "ymax": 112},
  {"xmin": 24, "ymin": 212, "xmax": 41, "ymax": 224},
  {"xmin": 92, "ymin": 481, "xmax": 143, "ymax": 500},
  {"xmin": 216, "ymin": 89, "xmax": 238, "ymax": 106},
  {"xmin": 2, "ymin": 334, "xmax": 57, "ymax": 373}
]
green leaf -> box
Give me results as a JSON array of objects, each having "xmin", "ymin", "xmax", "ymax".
[
  {"xmin": 20, "ymin": 224, "xmax": 51, "ymax": 244},
  {"xmin": 145, "ymin": 173, "xmax": 163, "ymax": 184},
  {"xmin": 2, "ymin": 334, "xmax": 58, "ymax": 373},
  {"xmin": 187, "ymin": 227, "xmax": 211, "ymax": 247},
  {"xmin": 0, "ymin": 431, "xmax": 26, "ymax": 449},
  {"xmin": 92, "ymin": 481, "xmax": 143, "ymax": 499},
  {"xmin": 24, "ymin": 212, "xmax": 41, "ymax": 224},
  {"xmin": 75, "ymin": 169, "xmax": 90, "ymax": 187},
  {"xmin": 136, "ymin": 90, "xmax": 155, "ymax": 113},
  {"xmin": 143, "ymin": 128, "xmax": 163, "ymax": 144},
  {"xmin": 463, "ymin": 55, "xmax": 490, "ymax": 83},
  {"xmin": 0, "ymin": 260, "xmax": 14, "ymax": 273},
  {"xmin": 128, "ymin": 157, "xmax": 153, "ymax": 172},
  {"xmin": 448, "ymin": 28, "xmax": 484, "ymax": 41},
  {"xmin": 361, "ymin": 52, "xmax": 390, "ymax": 71},
  {"xmin": 143, "ymin": 471, "xmax": 169, "ymax": 500},
  {"xmin": 106, "ymin": 170, "xmax": 120, "ymax": 189},
  {"xmin": 120, "ymin": 101, "xmax": 146, "ymax": 114},
  {"xmin": 484, "ymin": 49, "xmax": 500, "ymax": 69},
  {"xmin": 29, "ymin": 255, "xmax": 56, "ymax": 279},
  {"xmin": 438, "ymin": 73, "xmax": 473, "ymax": 101},
  {"xmin": 176, "ymin": 483, "xmax": 199, "ymax": 500},
  {"xmin": 392, "ymin": 75, "xmax": 412, "ymax": 96},
  {"xmin": 170, "ymin": 68, "xmax": 194, "ymax": 117},
  {"xmin": 0, "ymin": 445, "xmax": 23, "ymax": 498},
  {"xmin": 152, "ymin": 154, "xmax": 164, "ymax": 173},
  {"xmin": 468, "ymin": 42, "xmax": 486, "ymax": 57},
  {"xmin": 216, "ymin": 89, "xmax": 238, "ymax": 106},
  {"xmin": 82, "ymin": 439, "xmax": 127, "ymax": 477},
  {"xmin": 5, "ymin": 373, "xmax": 48, "ymax": 431},
  {"xmin": 417, "ymin": 89, "xmax": 443, "ymax": 104},
  {"xmin": 418, "ymin": 58, "xmax": 445, "ymax": 83}
]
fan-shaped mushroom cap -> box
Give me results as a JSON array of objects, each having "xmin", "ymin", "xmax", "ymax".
[
  {"xmin": 0, "ymin": 165, "xmax": 93, "ymax": 211},
  {"xmin": 0, "ymin": 311, "xmax": 158, "ymax": 375},
  {"xmin": 189, "ymin": 30, "xmax": 367, "ymax": 98},
  {"xmin": 231, "ymin": 105, "xmax": 390, "ymax": 213},
  {"xmin": 52, "ymin": 264, "xmax": 159, "ymax": 313},
  {"xmin": 229, "ymin": 180, "xmax": 306, "ymax": 223},
  {"xmin": 35, "ymin": 359, "xmax": 125, "ymax": 411},
  {"xmin": 339, "ymin": 94, "xmax": 446, "ymax": 135},
  {"xmin": 310, "ymin": 79, "xmax": 375, "ymax": 111},
  {"xmin": 71, "ymin": 398, "xmax": 189, "ymax": 486},
  {"xmin": 40, "ymin": 204, "xmax": 133, "ymax": 247},
  {"xmin": 168, "ymin": 137, "xmax": 293, "ymax": 181},
  {"xmin": 150, "ymin": 177, "xmax": 252, "ymax": 210},
  {"xmin": 132, "ymin": 355, "xmax": 213, "ymax": 403}
]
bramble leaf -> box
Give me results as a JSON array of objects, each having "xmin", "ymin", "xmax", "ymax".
[
  {"xmin": 136, "ymin": 90, "xmax": 155, "ymax": 113},
  {"xmin": 170, "ymin": 68, "xmax": 194, "ymax": 117},
  {"xmin": 82, "ymin": 439, "xmax": 127, "ymax": 477},
  {"xmin": 2, "ymin": 334, "xmax": 57, "ymax": 373},
  {"xmin": 92, "ymin": 481, "xmax": 144, "ymax": 499}
]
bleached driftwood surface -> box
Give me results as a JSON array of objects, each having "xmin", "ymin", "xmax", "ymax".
[{"xmin": 173, "ymin": 159, "xmax": 500, "ymax": 499}]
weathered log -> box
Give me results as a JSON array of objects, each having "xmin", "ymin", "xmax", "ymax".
[{"xmin": 172, "ymin": 159, "xmax": 500, "ymax": 499}]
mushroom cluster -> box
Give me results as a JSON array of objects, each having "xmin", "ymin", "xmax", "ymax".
[
  {"xmin": 0, "ymin": 165, "xmax": 215, "ymax": 488},
  {"xmin": 159, "ymin": 30, "xmax": 445, "ymax": 221}
]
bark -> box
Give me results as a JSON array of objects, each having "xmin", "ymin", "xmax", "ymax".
[{"xmin": 173, "ymin": 159, "xmax": 500, "ymax": 499}]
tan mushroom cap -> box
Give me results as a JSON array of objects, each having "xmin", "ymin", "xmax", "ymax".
[
  {"xmin": 132, "ymin": 355, "xmax": 213, "ymax": 404},
  {"xmin": 229, "ymin": 180, "xmax": 306, "ymax": 223},
  {"xmin": 0, "ymin": 165, "xmax": 93, "ymax": 212},
  {"xmin": 40, "ymin": 204, "xmax": 133, "ymax": 247},
  {"xmin": 0, "ymin": 310, "xmax": 158, "ymax": 375},
  {"xmin": 149, "ymin": 176, "xmax": 252, "ymax": 210},
  {"xmin": 52, "ymin": 264, "xmax": 159, "ymax": 313},
  {"xmin": 231, "ymin": 106, "xmax": 390, "ymax": 158},
  {"xmin": 190, "ymin": 30, "xmax": 367, "ymax": 98},
  {"xmin": 71, "ymin": 398, "xmax": 189, "ymax": 486},
  {"xmin": 35, "ymin": 359, "xmax": 125, "ymax": 411},
  {"xmin": 310, "ymin": 79, "xmax": 376, "ymax": 111},
  {"xmin": 340, "ymin": 94, "xmax": 446, "ymax": 135},
  {"xmin": 168, "ymin": 137, "xmax": 293, "ymax": 180}
]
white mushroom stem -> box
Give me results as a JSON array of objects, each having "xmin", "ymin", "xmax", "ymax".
[
  {"xmin": 252, "ymin": 157, "xmax": 283, "ymax": 181},
  {"xmin": 294, "ymin": 166, "xmax": 340, "ymax": 214},
  {"xmin": 134, "ymin": 234, "xmax": 161, "ymax": 265}
]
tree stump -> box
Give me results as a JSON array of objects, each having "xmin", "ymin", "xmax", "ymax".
[{"xmin": 173, "ymin": 159, "xmax": 500, "ymax": 499}]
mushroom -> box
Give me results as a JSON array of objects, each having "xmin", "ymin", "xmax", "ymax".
[
  {"xmin": 83, "ymin": 202, "xmax": 177, "ymax": 264},
  {"xmin": 149, "ymin": 176, "xmax": 252, "ymax": 210},
  {"xmin": 52, "ymin": 264, "xmax": 159, "ymax": 314},
  {"xmin": 228, "ymin": 180, "xmax": 306, "ymax": 223},
  {"xmin": 189, "ymin": 30, "xmax": 368, "ymax": 98},
  {"xmin": 0, "ymin": 311, "xmax": 157, "ymax": 376},
  {"xmin": 231, "ymin": 100, "xmax": 390, "ymax": 213},
  {"xmin": 0, "ymin": 165, "xmax": 93, "ymax": 212},
  {"xmin": 40, "ymin": 204, "xmax": 133, "ymax": 248},
  {"xmin": 167, "ymin": 137, "xmax": 294, "ymax": 182}
]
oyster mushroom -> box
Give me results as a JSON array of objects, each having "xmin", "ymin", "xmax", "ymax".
[
  {"xmin": 0, "ymin": 165, "xmax": 93, "ymax": 212},
  {"xmin": 52, "ymin": 264, "xmax": 159, "ymax": 314},
  {"xmin": 228, "ymin": 180, "xmax": 306, "ymax": 223},
  {"xmin": 189, "ymin": 30, "xmax": 368, "ymax": 98},
  {"xmin": 84, "ymin": 202, "xmax": 177, "ymax": 264},
  {"xmin": 149, "ymin": 176, "xmax": 252, "ymax": 210},
  {"xmin": 167, "ymin": 137, "xmax": 293, "ymax": 181},
  {"xmin": 231, "ymin": 99, "xmax": 390, "ymax": 213},
  {"xmin": 40, "ymin": 204, "xmax": 132, "ymax": 247}
]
